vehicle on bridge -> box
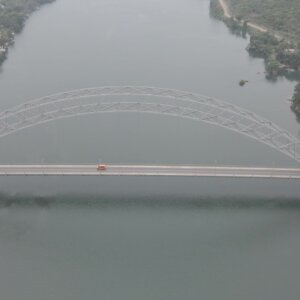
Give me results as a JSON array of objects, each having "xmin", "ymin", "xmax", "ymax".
[{"xmin": 97, "ymin": 164, "xmax": 107, "ymax": 171}]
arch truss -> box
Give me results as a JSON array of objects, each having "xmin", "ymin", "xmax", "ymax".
[{"xmin": 0, "ymin": 86, "xmax": 299, "ymax": 162}]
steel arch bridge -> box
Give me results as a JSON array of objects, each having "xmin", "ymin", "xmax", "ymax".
[{"xmin": 0, "ymin": 86, "xmax": 300, "ymax": 162}]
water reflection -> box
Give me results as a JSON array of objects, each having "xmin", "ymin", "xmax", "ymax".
[{"xmin": 1, "ymin": 193, "xmax": 300, "ymax": 210}]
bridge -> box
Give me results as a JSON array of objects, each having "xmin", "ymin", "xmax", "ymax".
[
  {"xmin": 0, "ymin": 86, "xmax": 300, "ymax": 178},
  {"xmin": 1, "ymin": 164, "xmax": 300, "ymax": 178}
]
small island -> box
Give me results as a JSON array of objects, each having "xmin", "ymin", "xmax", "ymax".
[
  {"xmin": 0, "ymin": 0, "xmax": 55, "ymax": 65},
  {"xmin": 239, "ymin": 80, "xmax": 248, "ymax": 86}
]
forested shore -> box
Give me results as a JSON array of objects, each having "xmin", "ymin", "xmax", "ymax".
[
  {"xmin": 210, "ymin": 0, "xmax": 300, "ymax": 114},
  {"xmin": 0, "ymin": 0, "xmax": 55, "ymax": 64}
]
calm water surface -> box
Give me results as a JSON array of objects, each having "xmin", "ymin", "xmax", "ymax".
[
  {"xmin": 0, "ymin": 0, "xmax": 298, "ymax": 166},
  {"xmin": 1, "ymin": 199, "xmax": 300, "ymax": 300},
  {"xmin": 0, "ymin": 0, "xmax": 300, "ymax": 299}
]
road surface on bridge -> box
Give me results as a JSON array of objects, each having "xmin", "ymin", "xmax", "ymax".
[{"xmin": 0, "ymin": 165, "xmax": 300, "ymax": 179}]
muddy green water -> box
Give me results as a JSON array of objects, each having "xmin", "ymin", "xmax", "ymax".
[{"xmin": 0, "ymin": 0, "xmax": 299, "ymax": 299}]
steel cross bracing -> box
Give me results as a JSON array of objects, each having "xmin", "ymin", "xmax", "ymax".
[{"xmin": 0, "ymin": 86, "xmax": 299, "ymax": 162}]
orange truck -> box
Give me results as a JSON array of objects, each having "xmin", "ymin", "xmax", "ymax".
[{"xmin": 97, "ymin": 164, "xmax": 107, "ymax": 171}]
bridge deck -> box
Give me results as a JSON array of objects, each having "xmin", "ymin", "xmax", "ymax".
[{"xmin": 0, "ymin": 165, "xmax": 300, "ymax": 179}]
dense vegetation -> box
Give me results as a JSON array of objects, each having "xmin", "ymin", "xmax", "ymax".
[
  {"xmin": 291, "ymin": 83, "xmax": 300, "ymax": 113},
  {"xmin": 248, "ymin": 33, "xmax": 300, "ymax": 77},
  {"xmin": 0, "ymin": 0, "xmax": 55, "ymax": 64}
]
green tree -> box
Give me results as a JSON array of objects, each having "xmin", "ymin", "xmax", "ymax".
[
  {"xmin": 292, "ymin": 82, "xmax": 300, "ymax": 103},
  {"xmin": 266, "ymin": 58, "xmax": 281, "ymax": 76}
]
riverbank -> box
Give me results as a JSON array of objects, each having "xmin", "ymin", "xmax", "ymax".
[
  {"xmin": 218, "ymin": 0, "xmax": 270, "ymax": 34},
  {"xmin": 0, "ymin": 0, "xmax": 55, "ymax": 66},
  {"xmin": 222, "ymin": 0, "xmax": 300, "ymax": 43},
  {"xmin": 210, "ymin": 0, "xmax": 300, "ymax": 114}
]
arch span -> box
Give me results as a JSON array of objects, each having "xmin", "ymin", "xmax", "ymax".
[{"xmin": 0, "ymin": 86, "xmax": 299, "ymax": 162}]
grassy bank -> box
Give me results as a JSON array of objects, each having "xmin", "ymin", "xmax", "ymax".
[
  {"xmin": 225, "ymin": 0, "xmax": 300, "ymax": 44},
  {"xmin": 0, "ymin": 0, "xmax": 55, "ymax": 65}
]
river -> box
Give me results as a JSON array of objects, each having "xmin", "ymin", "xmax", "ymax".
[{"xmin": 0, "ymin": 0, "xmax": 300, "ymax": 299}]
